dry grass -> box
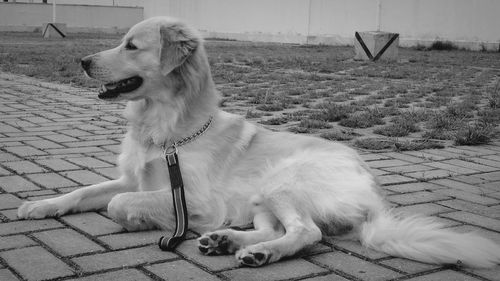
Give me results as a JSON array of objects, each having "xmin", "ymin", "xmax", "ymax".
[{"xmin": 1, "ymin": 32, "xmax": 499, "ymax": 151}]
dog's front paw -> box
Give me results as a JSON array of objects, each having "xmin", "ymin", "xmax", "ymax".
[
  {"xmin": 236, "ymin": 244, "xmax": 275, "ymax": 267},
  {"xmin": 198, "ymin": 231, "xmax": 238, "ymax": 255},
  {"xmin": 17, "ymin": 200, "xmax": 62, "ymax": 219}
]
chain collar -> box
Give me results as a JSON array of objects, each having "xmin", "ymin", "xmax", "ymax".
[{"xmin": 161, "ymin": 116, "xmax": 214, "ymax": 154}]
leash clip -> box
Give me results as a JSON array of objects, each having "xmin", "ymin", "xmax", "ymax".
[{"xmin": 162, "ymin": 144, "xmax": 178, "ymax": 166}]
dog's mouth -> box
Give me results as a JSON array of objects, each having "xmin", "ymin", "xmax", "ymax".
[{"xmin": 98, "ymin": 76, "xmax": 143, "ymax": 99}]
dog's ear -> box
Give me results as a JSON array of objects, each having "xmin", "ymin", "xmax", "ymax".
[{"xmin": 159, "ymin": 24, "xmax": 198, "ymax": 75}]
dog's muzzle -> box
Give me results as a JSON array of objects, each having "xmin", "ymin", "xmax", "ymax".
[{"xmin": 80, "ymin": 57, "xmax": 143, "ymax": 100}]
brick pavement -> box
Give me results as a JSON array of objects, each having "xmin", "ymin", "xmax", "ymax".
[{"xmin": 0, "ymin": 72, "xmax": 499, "ymax": 280}]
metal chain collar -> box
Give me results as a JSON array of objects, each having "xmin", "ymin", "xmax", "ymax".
[{"xmin": 162, "ymin": 116, "xmax": 214, "ymax": 153}]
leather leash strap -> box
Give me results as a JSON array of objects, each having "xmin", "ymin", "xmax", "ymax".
[{"xmin": 158, "ymin": 147, "xmax": 188, "ymax": 251}]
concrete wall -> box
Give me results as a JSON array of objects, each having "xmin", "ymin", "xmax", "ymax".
[
  {"xmin": 0, "ymin": 2, "xmax": 143, "ymax": 33},
  {"xmin": 144, "ymin": 0, "xmax": 500, "ymax": 50}
]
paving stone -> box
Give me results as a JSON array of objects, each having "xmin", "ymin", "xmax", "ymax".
[
  {"xmin": 35, "ymin": 158, "xmax": 81, "ymax": 171},
  {"xmin": 2, "ymin": 161, "xmax": 46, "ymax": 174},
  {"xmin": 368, "ymin": 159, "xmax": 411, "ymax": 168},
  {"xmin": 440, "ymin": 211, "xmax": 500, "ymax": 232},
  {"xmin": 403, "ymin": 151, "xmax": 447, "ymax": 161},
  {"xmin": 67, "ymin": 157, "xmax": 114, "ymax": 168},
  {"xmin": 0, "ymin": 124, "xmax": 21, "ymax": 133},
  {"xmin": 437, "ymin": 199, "xmax": 499, "ymax": 218},
  {"xmin": 469, "ymin": 157, "xmax": 500, "ymax": 169},
  {"xmin": 360, "ymin": 153, "xmax": 391, "ymax": 161},
  {"xmin": 0, "ymin": 219, "xmax": 63, "ymax": 235},
  {"xmin": 430, "ymin": 178, "xmax": 494, "ymax": 195},
  {"xmin": 450, "ymin": 224, "xmax": 500, "ymax": 245},
  {"xmin": 433, "ymin": 189, "xmax": 499, "ymax": 205},
  {"xmin": 0, "ymin": 166, "xmax": 12, "ymax": 176},
  {"xmin": 45, "ymin": 146, "xmax": 104, "ymax": 155},
  {"xmin": 453, "ymin": 175, "xmax": 488, "ymax": 185},
  {"xmin": 301, "ymin": 274, "xmax": 349, "ymax": 281},
  {"xmin": 377, "ymin": 174, "xmax": 417, "ymax": 185},
  {"xmin": 383, "ymin": 182, "xmax": 444, "ymax": 193},
  {"xmin": 324, "ymin": 238, "xmax": 389, "ymax": 259},
  {"xmin": 66, "ymin": 269, "xmax": 152, "ymax": 281},
  {"xmin": 0, "ymin": 175, "xmax": 39, "ymax": 192},
  {"xmin": 405, "ymin": 269, "xmax": 481, "ymax": 280},
  {"xmin": 26, "ymin": 172, "xmax": 78, "ymax": 189},
  {"xmin": 444, "ymin": 147, "xmax": 484, "ymax": 157},
  {"xmin": 424, "ymin": 162, "xmax": 481, "ymax": 175},
  {"xmin": 443, "ymin": 159, "xmax": 499, "ymax": 172},
  {"xmin": 3, "ymin": 146, "xmax": 47, "ymax": 157},
  {"xmin": 466, "ymin": 265, "xmax": 500, "ymax": 281},
  {"xmin": 72, "ymin": 245, "xmax": 177, "ymax": 273},
  {"xmin": 58, "ymin": 129, "xmax": 92, "ymax": 137},
  {"xmin": 0, "ymin": 235, "xmax": 36, "ymax": 250},
  {"xmin": 310, "ymin": 251, "xmax": 402, "ymax": 281},
  {"xmin": 146, "ymin": 260, "xmax": 221, "ymax": 281},
  {"xmin": 175, "ymin": 239, "xmax": 240, "ymax": 271},
  {"xmin": 405, "ymin": 169, "xmax": 456, "ymax": 180},
  {"xmin": 98, "ymin": 230, "xmax": 165, "ymax": 250},
  {"xmin": 43, "ymin": 133, "xmax": 79, "ymax": 143},
  {"xmin": 395, "ymin": 203, "xmax": 453, "ymax": 216},
  {"xmin": 61, "ymin": 212, "xmax": 123, "ymax": 236},
  {"xmin": 222, "ymin": 258, "xmax": 327, "ymax": 281},
  {"xmin": 387, "ymin": 191, "xmax": 450, "ymax": 205},
  {"xmin": 379, "ymin": 258, "xmax": 438, "ymax": 274},
  {"xmin": 0, "ymin": 246, "xmax": 75, "ymax": 281},
  {"xmin": 0, "ymin": 269, "xmax": 20, "ymax": 281},
  {"xmin": 65, "ymin": 139, "xmax": 117, "ymax": 148},
  {"xmin": 24, "ymin": 139, "xmax": 64, "ymax": 149},
  {"xmin": 33, "ymin": 228, "xmax": 105, "ymax": 256},
  {"xmin": 0, "ymin": 194, "xmax": 22, "ymax": 210},
  {"xmin": 379, "ymin": 152, "xmax": 427, "ymax": 163},
  {"xmin": 94, "ymin": 167, "xmax": 120, "ymax": 179},
  {"xmin": 0, "ymin": 151, "xmax": 20, "ymax": 162},
  {"xmin": 383, "ymin": 164, "xmax": 434, "ymax": 174},
  {"xmin": 62, "ymin": 170, "xmax": 109, "ymax": 185},
  {"xmin": 0, "ymin": 209, "xmax": 20, "ymax": 221},
  {"xmin": 473, "ymin": 171, "xmax": 500, "ymax": 181}
]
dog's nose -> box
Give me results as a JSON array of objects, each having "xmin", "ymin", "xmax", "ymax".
[{"xmin": 80, "ymin": 58, "xmax": 92, "ymax": 71}]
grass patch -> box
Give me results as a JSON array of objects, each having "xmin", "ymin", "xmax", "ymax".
[
  {"xmin": 355, "ymin": 138, "xmax": 444, "ymax": 151},
  {"xmin": 373, "ymin": 118, "xmax": 420, "ymax": 137},
  {"xmin": 320, "ymin": 129, "xmax": 359, "ymax": 141},
  {"xmin": 259, "ymin": 116, "xmax": 289, "ymax": 125},
  {"xmin": 298, "ymin": 119, "xmax": 332, "ymax": 129},
  {"xmin": 428, "ymin": 41, "xmax": 457, "ymax": 51},
  {"xmin": 312, "ymin": 103, "xmax": 355, "ymax": 122},
  {"xmin": 454, "ymin": 121, "xmax": 496, "ymax": 145},
  {"xmin": 245, "ymin": 110, "xmax": 264, "ymax": 118},
  {"xmin": 339, "ymin": 108, "xmax": 385, "ymax": 128}
]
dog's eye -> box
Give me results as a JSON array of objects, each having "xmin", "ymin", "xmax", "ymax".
[{"xmin": 125, "ymin": 41, "xmax": 138, "ymax": 50}]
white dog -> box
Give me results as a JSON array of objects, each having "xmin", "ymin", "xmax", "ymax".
[{"xmin": 18, "ymin": 17, "xmax": 500, "ymax": 268}]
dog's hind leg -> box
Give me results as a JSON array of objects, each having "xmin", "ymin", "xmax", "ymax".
[
  {"xmin": 198, "ymin": 195, "xmax": 285, "ymax": 255},
  {"xmin": 235, "ymin": 193, "xmax": 322, "ymax": 267},
  {"xmin": 107, "ymin": 190, "xmax": 174, "ymax": 231}
]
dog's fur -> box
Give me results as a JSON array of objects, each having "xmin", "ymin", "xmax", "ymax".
[{"xmin": 18, "ymin": 17, "xmax": 500, "ymax": 267}]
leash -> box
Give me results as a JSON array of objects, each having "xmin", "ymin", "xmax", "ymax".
[{"xmin": 158, "ymin": 116, "xmax": 213, "ymax": 251}]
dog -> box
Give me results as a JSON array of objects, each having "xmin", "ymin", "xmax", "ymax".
[{"xmin": 18, "ymin": 17, "xmax": 500, "ymax": 268}]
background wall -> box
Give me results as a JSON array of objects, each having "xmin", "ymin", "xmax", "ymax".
[
  {"xmin": 144, "ymin": 0, "xmax": 500, "ymax": 50},
  {"xmin": 1, "ymin": 0, "xmax": 499, "ymax": 50},
  {"xmin": 0, "ymin": 2, "xmax": 143, "ymax": 33}
]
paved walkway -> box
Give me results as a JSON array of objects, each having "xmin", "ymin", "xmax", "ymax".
[{"xmin": 0, "ymin": 72, "xmax": 499, "ymax": 281}]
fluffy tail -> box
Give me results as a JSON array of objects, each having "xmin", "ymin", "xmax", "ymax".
[{"xmin": 359, "ymin": 210, "xmax": 500, "ymax": 268}]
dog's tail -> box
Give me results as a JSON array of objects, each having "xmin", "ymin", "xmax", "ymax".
[{"xmin": 359, "ymin": 210, "xmax": 500, "ymax": 268}]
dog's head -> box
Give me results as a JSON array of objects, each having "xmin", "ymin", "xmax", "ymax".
[{"xmin": 81, "ymin": 17, "xmax": 202, "ymax": 101}]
